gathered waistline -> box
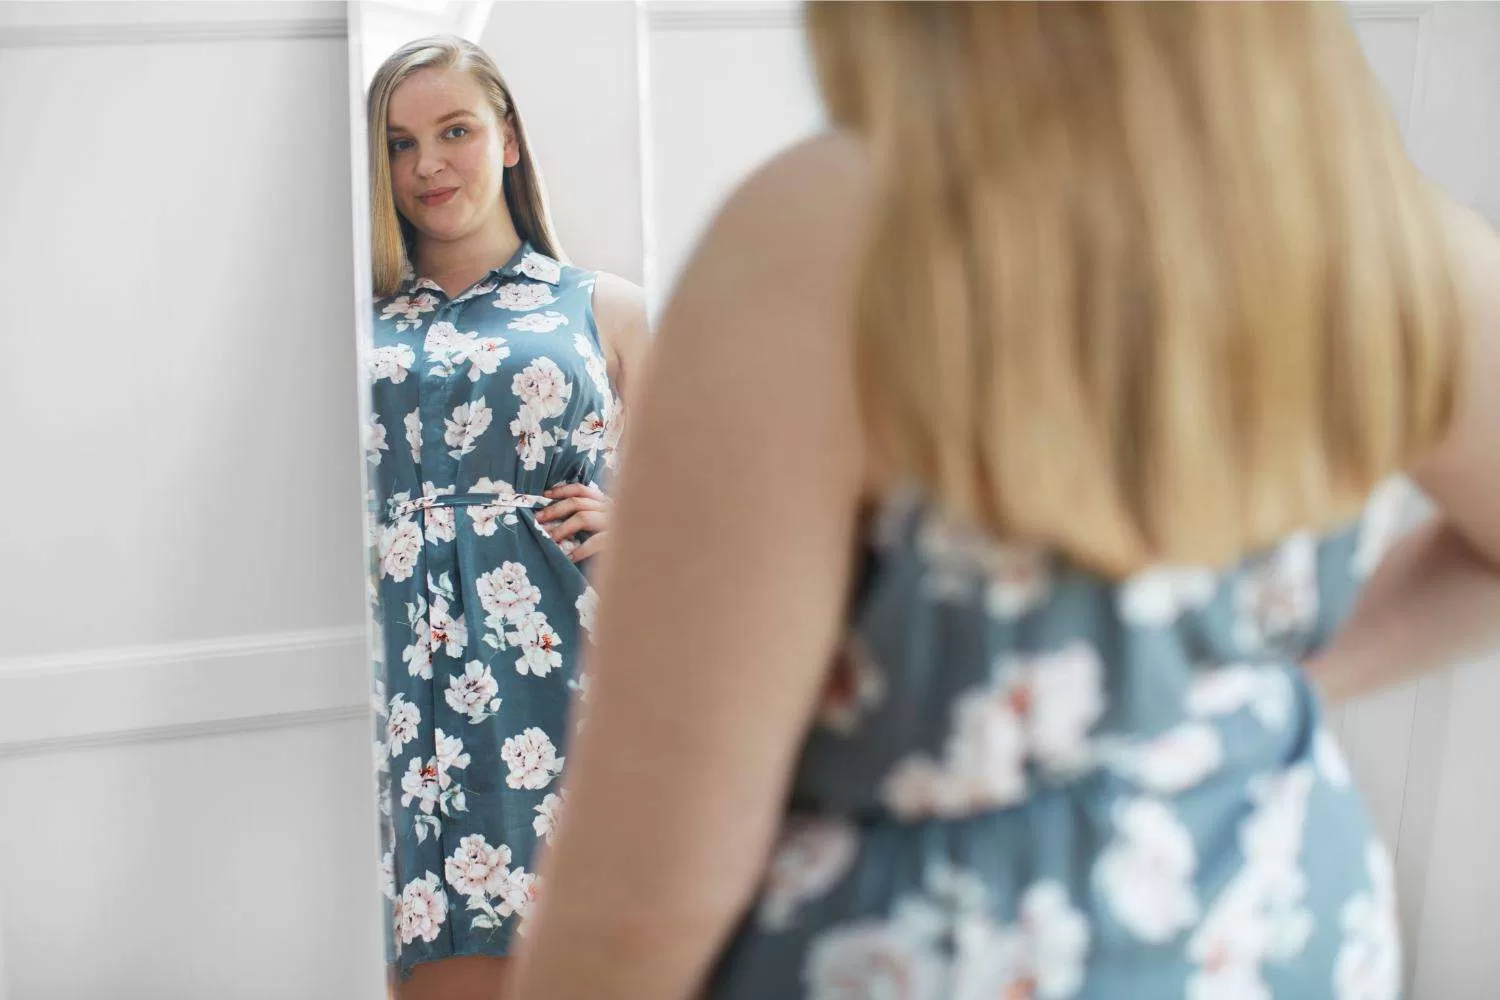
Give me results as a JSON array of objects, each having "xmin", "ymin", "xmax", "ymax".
[{"xmin": 385, "ymin": 488, "xmax": 553, "ymax": 523}]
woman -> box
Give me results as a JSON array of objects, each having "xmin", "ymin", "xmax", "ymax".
[
  {"xmin": 510, "ymin": 4, "xmax": 1500, "ymax": 999},
  {"xmin": 363, "ymin": 35, "xmax": 648, "ymax": 998}
]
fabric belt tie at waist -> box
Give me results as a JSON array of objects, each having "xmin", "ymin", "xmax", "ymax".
[{"xmin": 385, "ymin": 490, "xmax": 553, "ymax": 522}]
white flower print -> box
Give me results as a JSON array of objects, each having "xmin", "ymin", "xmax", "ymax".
[
  {"xmin": 512, "ymin": 356, "xmax": 573, "ymax": 420},
  {"xmin": 1186, "ymin": 766, "xmax": 1316, "ymax": 998},
  {"xmin": 494, "ymin": 280, "xmax": 557, "ymax": 312},
  {"xmin": 881, "ymin": 642, "xmax": 1104, "ymax": 820},
  {"xmin": 494, "ymin": 866, "xmax": 539, "ymax": 921},
  {"xmin": 462, "ymin": 335, "xmax": 511, "ymax": 381},
  {"xmin": 1188, "ymin": 664, "xmax": 1294, "ymax": 730},
  {"xmin": 881, "ymin": 692, "xmax": 1027, "ymax": 821},
  {"xmin": 368, "ymin": 342, "xmax": 417, "ymax": 384},
  {"xmin": 573, "ymin": 332, "xmax": 615, "ymax": 407},
  {"xmin": 1315, "ymin": 728, "xmax": 1353, "ymax": 789},
  {"xmin": 364, "ymin": 414, "xmax": 389, "ymax": 466},
  {"xmin": 509, "ymin": 310, "xmax": 570, "ymax": 333},
  {"xmin": 402, "ymin": 617, "xmax": 433, "ymax": 680},
  {"xmin": 1234, "ymin": 533, "xmax": 1318, "ymax": 654},
  {"xmin": 400, "ymin": 756, "xmax": 442, "ymax": 815},
  {"xmin": 444, "ymin": 833, "xmax": 514, "ymax": 899},
  {"xmin": 570, "ymin": 411, "xmax": 612, "ymax": 462},
  {"xmin": 445, "ymin": 660, "xmax": 502, "ymax": 724},
  {"xmin": 373, "ymin": 738, "xmax": 390, "ymax": 774},
  {"xmin": 1101, "ymin": 722, "xmax": 1225, "ymax": 795},
  {"xmin": 517, "ymin": 251, "xmax": 562, "ymax": 284},
  {"xmin": 426, "ymin": 322, "xmax": 511, "ymax": 381},
  {"xmin": 758, "ymin": 817, "xmax": 861, "ymax": 931},
  {"xmin": 1024, "ymin": 643, "xmax": 1107, "ymax": 777},
  {"xmin": 423, "ymin": 320, "xmax": 465, "ymax": 367},
  {"xmin": 379, "ymin": 849, "xmax": 396, "ymax": 901},
  {"xmin": 510, "ymin": 405, "xmax": 559, "ymax": 470},
  {"xmin": 421, "ymin": 483, "xmax": 457, "ymax": 544},
  {"xmin": 914, "ymin": 514, "xmax": 1051, "ymax": 614},
  {"xmin": 817, "ymin": 635, "xmax": 888, "ymax": 736},
  {"xmin": 576, "ymin": 586, "xmax": 599, "ymax": 637},
  {"xmin": 382, "ymin": 291, "xmax": 439, "ymax": 331},
  {"xmin": 386, "ymin": 693, "xmax": 421, "ymax": 758},
  {"xmin": 501, "ymin": 726, "xmax": 565, "ymax": 790},
  {"xmin": 1335, "ymin": 841, "xmax": 1401, "ymax": 1000},
  {"xmin": 397, "ymin": 872, "xmax": 449, "ymax": 945},
  {"xmin": 467, "ymin": 476, "xmax": 521, "ymax": 535},
  {"xmin": 379, "ymin": 517, "xmax": 423, "ymax": 583},
  {"xmin": 1095, "ymin": 797, "xmax": 1200, "ymax": 943},
  {"xmin": 509, "ymin": 610, "xmax": 563, "ymax": 677},
  {"xmin": 804, "ymin": 910, "xmax": 946, "ymax": 1000},
  {"xmin": 426, "ymin": 594, "xmax": 467, "ymax": 657},
  {"xmin": 404, "ymin": 408, "xmax": 422, "ymax": 465},
  {"xmin": 533, "ymin": 792, "xmax": 565, "ymax": 841},
  {"xmin": 1018, "ymin": 881, "xmax": 1091, "ymax": 999},
  {"xmin": 443, "ymin": 397, "xmax": 494, "ymax": 459},
  {"xmin": 476, "ymin": 561, "xmax": 541, "ymax": 624},
  {"xmin": 1118, "ymin": 566, "xmax": 1218, "ymax": 625},
  {"xmin": 435, "ymin": 728, "xmax": 471, "ymax": 776}
]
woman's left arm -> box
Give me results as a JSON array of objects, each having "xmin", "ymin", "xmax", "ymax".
[
  {"xmin": 538, "ymin": 272, "xmax": 650, "ymax": 561},
  {"xmin": 509, "ymin": 135, "xmax": 871, "ymax": 1000}
]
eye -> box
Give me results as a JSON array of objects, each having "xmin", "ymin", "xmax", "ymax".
[
  {"xmin": 388, "ymin": 137, "xmax": 414, "ymax": 154},
  {"xmin": 444, "ymin": 125, "xmax": 470, "ymax": 140}
]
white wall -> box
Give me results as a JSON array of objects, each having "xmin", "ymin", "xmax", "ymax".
[
  {"xmin": 642, "ymin": 2, "xmax": 1500, "ymax": 997},
  {"xmin": 0, "ymin": 2, "xmax": 382, "ymax": 997},
  {"xmin": 480, "ymin": 1, "xmax": 645, "ymax": 284}
]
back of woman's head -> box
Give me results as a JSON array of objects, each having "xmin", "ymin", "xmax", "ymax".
[
  {"xmin": 367, "ymin": 34, "xmax": 564, "ymax": 297},
  {"xmin": 806, "ymin": 2, "xmax": 1459, "ymax": 577}
]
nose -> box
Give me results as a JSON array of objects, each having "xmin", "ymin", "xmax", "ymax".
[{"xmin": 414, "ymin": 144, "xmax": 446, "ymax": 180}]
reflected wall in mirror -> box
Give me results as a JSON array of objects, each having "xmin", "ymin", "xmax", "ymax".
[{"xmin": 348, "ymin": 2, "xmax": 648, "ymax": 993}]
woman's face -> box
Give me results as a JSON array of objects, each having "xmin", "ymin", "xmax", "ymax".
[{"xmin": 385, "ymin": 66, "xmax": 518, "ymax": 245}]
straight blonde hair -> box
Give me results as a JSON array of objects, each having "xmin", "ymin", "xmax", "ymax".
[
  {"xmin": 367, "ymin": 35, "xmax": 565, "ymax": 298},
  {"xmin": 805, "ymin": 2, "xmax": 1460, "ymax": 577}
]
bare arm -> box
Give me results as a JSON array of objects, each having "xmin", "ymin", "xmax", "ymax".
[
  {"xmin": 511, "ymin": 135, "xmax": 871, "ymax": 1000},
  {"xmin": 590, "ymin": 270, "xmax": 651, "ymax": 414},
  {"xmin": 1308, "ymin": 192, "xmax": 1500, "ymax": 701}
]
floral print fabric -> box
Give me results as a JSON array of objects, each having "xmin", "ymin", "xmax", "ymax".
[
  {"xmin": 366, "ymin": 244, "xmax": 617, "ymax": 975},
  {"xmin": 709, "ymin": 483, "xmax": 1420, "ymax": 999}
]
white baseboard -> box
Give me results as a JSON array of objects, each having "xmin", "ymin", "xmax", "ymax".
[{"xmin": 0, "ymin": 627, "xmax": 371, "ymax": 758}]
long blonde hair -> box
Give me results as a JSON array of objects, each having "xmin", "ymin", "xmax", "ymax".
[
  {"xmin": 367, "ymin": 35, "xmax": 565, "ymax": 297},
  {"xmin": 805, "ymin": 2, "xmax": 1460, "ymax": 577}
]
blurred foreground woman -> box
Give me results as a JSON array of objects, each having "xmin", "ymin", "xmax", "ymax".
[{"xmin": 511, "ymin": 4, "xmax": 1500, "ymax": 998}]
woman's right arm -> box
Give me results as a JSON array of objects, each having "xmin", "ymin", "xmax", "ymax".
[{"xmin": 1309, "ymin": 193, "xmax": 1500, "ymax": 703}]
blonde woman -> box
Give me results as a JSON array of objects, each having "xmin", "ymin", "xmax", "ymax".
[
  {"xmin": 364, "ymin": 35, "xmax": 647, "ymax": 999},
  {"xmin": 509, "ymin": 4, "xmax": 1500, "ymax": 999}
]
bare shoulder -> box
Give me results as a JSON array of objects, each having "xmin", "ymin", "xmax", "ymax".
[
  {"xmin": 1412, "ymin": 191, "xmax": 1500, "ymax": 561},
  {"xmin": 589, "ymin": 271, "xmax": 648, "ymax": 348}
]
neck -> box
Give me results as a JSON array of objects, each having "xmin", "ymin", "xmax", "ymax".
[{"xmin": 415, "ymin": 212, "xmax": 523, "ymax": 298}]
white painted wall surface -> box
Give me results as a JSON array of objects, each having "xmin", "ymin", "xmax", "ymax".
[
  {"xmin": 0, "ymin": 2, "xmax": 383, "ymax": 997},
  {"xmin": 479, "ymin": 1, "xmax": 645, "ymax": 284}
]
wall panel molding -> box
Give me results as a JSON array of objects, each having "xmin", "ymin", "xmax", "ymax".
[{"xmin": 0, "ymin": 626, "xmax": 369, "ymax": 758}]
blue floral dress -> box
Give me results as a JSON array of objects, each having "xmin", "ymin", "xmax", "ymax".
[
  {"xmin": 709, "ymin": 480, "xmax": 1419, "ymax": 999},
  {"xmin": 364, "ymin": 243, "xmax": 618, "ymax": 974}
]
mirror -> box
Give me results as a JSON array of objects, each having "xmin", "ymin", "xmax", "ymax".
[{"xmin": 347, "ymin": 1, "xmax": 648, "ymax": 989}]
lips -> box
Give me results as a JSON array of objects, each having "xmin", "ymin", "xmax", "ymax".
[{"xmin": 417, "ymin": 187, "xmax": 458, "ymax": 207}]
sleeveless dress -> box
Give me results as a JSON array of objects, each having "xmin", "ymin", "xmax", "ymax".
[
  {"xmin": 709, "ymin": 480, "xmax": 1420, "ymax": 1000},
  {"xmin": 364, "ymin": 243, "xmax": 619, "ymax": 974}
]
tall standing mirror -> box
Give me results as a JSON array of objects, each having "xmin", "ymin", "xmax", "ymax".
[{"xmin": 347, "ymin": 2, "xmax": 649, "ymax": 992}]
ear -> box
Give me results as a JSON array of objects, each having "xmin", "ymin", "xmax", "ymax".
[{"xmin": 502, "ymin": 116, "xmax": 521, "ymax": 169}]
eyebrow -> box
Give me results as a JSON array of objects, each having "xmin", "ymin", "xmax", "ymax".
[{"xmin": 387, "ymin": 109, "xmax": 477, "ymax": 135}]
